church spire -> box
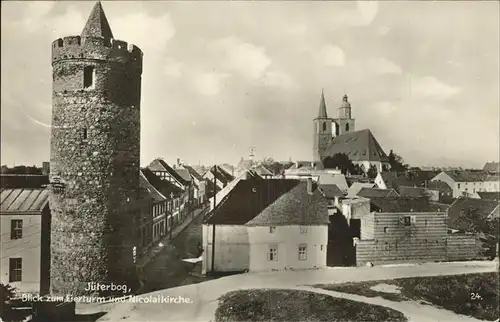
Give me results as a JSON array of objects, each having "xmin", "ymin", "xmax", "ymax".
[
  {"xmin": 318, "ymin": 89, "xmax": 328, "ymax": 118},
  {"xmin": 81, "ymin": 1, "xmax": 114, "ymax": 39}
]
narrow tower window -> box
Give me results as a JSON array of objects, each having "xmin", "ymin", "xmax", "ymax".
[
  {"xmin": 82, "ymin": 128, "xmax": 88, "ymax": 140},
  {"xmin": 322, "ymin": 122, "xmax": 326, "ymax": 131},
  {"xmin": 83, "ymin": 66, "xmax": 95, "ymax": 88},
  {"xmin": 345, "ymin": 123, "xmax": 350, "ymax": 132}
]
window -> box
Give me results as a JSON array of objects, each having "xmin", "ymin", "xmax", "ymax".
[
  {"xmin": 384, "ymin": 227, "xmax": 389, "ymax": 233},
  {"xmin": 269, "ymin": 226, "xmax": 276, "ymax": 233},
  {"xmin": 82, "ymin": 128, "xmax": 88, "ymax": 141},
  {"xmin": 322, "ymin": 122, "xmax": 326, "ymax": 131},
  {"xmin": 268, "ymin": 244, "xmax": 278, "ymax": 261},
  {"xmin": 403, "ymin": 216, "xmax": 411, "ymax": 227},
  {"xmin": 83, "ymin": 66, "xmax": 95, "ymax": 88},
  {"xmin": 345, "ymin": 123, "xmax": 349, "ymax": 132},
  {"xmin": 458, "ymin": 183, "xmax": 461, "ymax": 189},
  {"xmin": 10, "ymin": 220, "xmax": 22, "ymax": 239},
  {"xmin": 132, "ymin": 247, "xmax": 137, "ymax": 264},
  {"xmin": 320, "ymin": 245, "xmax": 324, "ymax": 251},
  {"xmin": 298, "ymin": 244, "xmax": 307, "ymax": 261},
  {"xmin": 9, "ymin": 258, "xmax": 22, "ymax": 282},
  {"xmin": 300, "ymin": 226, "xmax": 308, "ymax": 234}
]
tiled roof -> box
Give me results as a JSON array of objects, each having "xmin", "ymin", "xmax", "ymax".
[
  {"xmin": 427, "ymin": 180, "xmax": 453, "ymax": 193},
  {"xmin": 174, "ymin": 167, "xmax": 192, "ymax": 183},
  {"xmin": 483, "ymin": 162, "xmax": 500, "ymax": 172},
  {"xmin": 81, "ymin": 1, "xmax": 114, "ymax": 39},
  {"xmin": 148, "ymin": 159, "xmax": 190, "ymax": 186},
  {"xmin": 219, "ymin": 164, "xmax": 235, "ymax": 176},
  {"xmin": 398, "ymin": 186, "xmax": 429, "ymax": 198},
  {"xmin": 477, "ymin": 192, "xmax": 500, "ymax": 201},
  {"xmin": 253, "ymin": 164, "xmax": 274, "ymax": 177},
  {"xmin": 369, "ymin": 196, "xmax": 432, "ymax": 213},
  {"xmin": 141, "ymin": 168, "xmax": 183, "ymax": 198},
  {"xmin": 0, "ymin": 175, "xmax": 49, "ymax": 189},
  {"xmin": 139, "ymin": 170, "xmax": 166, "ymax": 202},
  {"xmin": 319, "ymin": 184, "xmax": 344, "ymax": 198},
  {"xmin": 443, "ymin": 170, "xmax": 498, "ymax": 182},
  {"xmin": 357, "ymin": 187, "xmax": 399, "ymax": 198},
  {"xmin": 428, "ymin": 202, "xmax": 452, "ymax": 212},
  {"xmin": 381, "ymin": 171, "xmax": 439, "ymax": 190},
  {"xmin": 183, "ymin": 165, "xmax": 204, "ymax": 181},
  {"xmin": 347, "ymin": 182, "xmax": 376, "ymax": 198},
  {"xmin": 205, "ymin": 179, "xmax": 300, "ymax": 225},
  {"xmin": 447, "ymin": 197, "xmax": 500, "ymax": 231},
  {"xmin": 318, "ymin": 174, "xmax": 349, "ymax": 192},
  {"xmin": 0, "ymin": 188, "xmax": 49, "ymax": 213},
  {"xmin": 216, "ymin": 165, "xmax": 235, "ymax": 182},
  {"xmin": 246, "ymin": 181, "xmax": 329, "ymax": 226},
  {"xmin": 322, "ymin": 129, "xmax": 389, "ymax": 162}
]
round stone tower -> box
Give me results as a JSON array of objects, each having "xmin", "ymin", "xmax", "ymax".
[{"xmin": 49, "ymin": 1, "xmax": 143, "ymax": 296}]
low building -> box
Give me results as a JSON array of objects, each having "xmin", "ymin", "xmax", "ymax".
[
  {"xmin": 346, "ymin": 182, "xmax": 376, "ymax": 198},
  {"xmin": 357, "ymin": 187, "xmax": 399, "ymax": 198},
  {"xmin": 0, "ymin": 187, "xmax": 50, "ymax": 295},
  {"xmin": 202, "ymin": 178, "xmax": 322, "ymax": 274},
  {"xmin": 184, "ymin": 165, "xmax": 207, "ymax": 205},
  {"xmin": 398, "ymin": 186, "xmax": 439, "ymax": 202},
  {"xmin": 431, "ymin": 171, "xmax": 500, "ymax": 198}
]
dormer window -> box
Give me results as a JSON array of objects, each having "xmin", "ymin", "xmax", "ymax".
[
  {"xmin": 84, "ymin": 66, "xmax": 95, "ymax": 88},
  {"xmin": 345, "ymin": 123, "xmax": 349, "ymax": 132}
]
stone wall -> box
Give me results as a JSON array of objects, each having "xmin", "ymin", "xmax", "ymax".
[{"xmin": 49, "ymin": 34, "xmax": 143, "ymax": 297}]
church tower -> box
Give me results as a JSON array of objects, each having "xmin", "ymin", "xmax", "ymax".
[
  {"xmin": 313, "ymin": 90, "xmax": 333, "ymax": 162},
  {"xmin": 49, "ymin": 1, "xmax": 143, "ymax": 296},
  {"xmin": 335, "ymin": 94, "xmax": 355, "ymax": 136}
]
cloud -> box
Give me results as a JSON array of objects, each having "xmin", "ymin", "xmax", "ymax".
[
  {"xmin": 110, "ymin": 12, "xmax": 175, "ymax": 55},
  {"xmin": 163, "ymin": 58, "xmax": 184, "ymax": 78},
  {"xmin": 369, "ymin": 57, "xmax": 402, "ymax": 75},
  {"xmin": 357, "ymin": 1, "xmax": 379, "ymax": 26},
  {"xmin": 192, "ymin": 71, "xmax": 231, "ymax": 96},
  {"xmin": 261, "ymin": 71, "xmax": 295, "ymax": 88},
  {"xmin": 412, "ymin": 76, "xmax": 461, "ymax": 101},
  {"xmin": 210, "ymin": 37, "xmax": 272, "ymax": 79},
  {"xmin": 316, "ymin": 45, "xmax": 346, "ymax": 67}
]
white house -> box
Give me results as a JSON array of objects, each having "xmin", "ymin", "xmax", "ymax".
[
  {"xmin": 202, "ymin": 178, "xmax": 328, "ymax": 274},
  {"xmin": 431, "ymin": 171, "xmax": 500, "ymax": 198},
  {"xmin": 245, "ymin": 179, "xmax": 329, "ymax": 272}
]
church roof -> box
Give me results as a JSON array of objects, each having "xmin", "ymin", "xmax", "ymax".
[
  {"xmin": 317, "ymin": 90, "xmax": 328, "ymax": 119},
  {"xmin": 322, "ymin": 129, "xmax": 389, "ymax": 162},
  {"xmin": 81, "ymin": 1, "xmax": 114, "ymax": 39}
]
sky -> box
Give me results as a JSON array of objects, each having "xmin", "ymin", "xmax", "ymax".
[{"xmin": 1, "ymin": 1, "xmax": 499, "ymax": 169}]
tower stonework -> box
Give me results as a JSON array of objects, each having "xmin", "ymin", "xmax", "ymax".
[
  {"xmin": 334, "ymin": 94, "xmax": 355, "ymax": 136},
  {"xmin": 313, "ymin": 91, "xmax": 333, "ymax": 162},
  {"xmin": 49, "ymin": 2, "xmax": 143, "ymax": 296}
]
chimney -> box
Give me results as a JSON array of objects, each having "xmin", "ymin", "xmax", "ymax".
[
  {"xmin": 307, "ymin": 178, "xmax": 313, "ymax": 195},
  {"xmin": 177, "ymin": 158, "xmax": 180, "ymax": 167},
  {"xmin": 42, "ymin": 162, "xmax": 50, "ymax": 175}
]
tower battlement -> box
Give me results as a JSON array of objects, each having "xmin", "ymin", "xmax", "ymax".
[{"xmin": 51, "ymin": 36, "xmax": 143, "ymax": 71}]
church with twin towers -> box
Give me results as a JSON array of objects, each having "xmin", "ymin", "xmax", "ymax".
[{"xmin": 312, "ymin": 91, "xmax": 391, "ymax": 172}]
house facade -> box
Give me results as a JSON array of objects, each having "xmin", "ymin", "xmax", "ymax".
[
  {"xmin": 202, "ymin": 178, "xmax": 327, "ymax": 274},
  {"xmin": 431, "ymin": 171, "xmax": 500, "ymax": 198},
  {"xmin": 0, "ymin": 187, "xmax": 50, "ymax": 295}
]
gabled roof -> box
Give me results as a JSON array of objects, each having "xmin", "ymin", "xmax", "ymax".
[
  {"xmin": 0, "ymin": 188, "xmax": 49, "ymax": 213},
  {"xmin": 139, "ymin": 170, "xmax": 166, "ymax": 203},
  {"xmin": 174, "ymin": 167, "xmax": 192, "ymax": 183},
  {"xmin": 216, "ymin": 165, "xmax": 235, "ymax": 183},
  {"xmin": 147, "ymin": 159, "xmax": 190, "ymax": 186},
  {"xmin": 477, "ymin": 191, "xmax": 500, "ymax": 201},
  {"xmin": 246, "ymin": 181, "xmax": 329, "ymax": 226},
  {"xmin": 357, "ymin": 187, "xmax": 399, "ymax": 198},
  {"xmin": 205, "ymin": 179, "xmax": 300, "ymax": 225},
  {"xmin": 319, "ymin": 184, "xmax": 344, "ymax": 199},
  {"xmin": 427, "ymin": 180, "xmax": 453, "ymax": 193},
  {"xmin": 380, "ymin": 171, "xmax": 439, "ymax": 190},
  {"xmin": 141, "ymin": 168, "xmax": 183, "ymax": 198},
  {"xmin": 347, "ymin": 182, "xmax": 376, "ymax": 198},
  {"xmin": 398, "ymin": 186, "xmax": 429, "ymax": 198},
  {"xmin": 81, "ymin": 1, "xmax": 114, "ymax": 39},
  {"xmin": 253, "ymin": 164, "xmax": 274, "ymax": 177},
  {"xmin": 442, "ymin": 170, "xmax": 494, "ymax": 183},
  {"xmin": 318, "ymin": 173, "xmax": 349, "ymax": 192},
  {"xmin": 483, "ymin": 162, "xmax": 500, "ymax": 173},
  {"xmin": 447, "ymin": 197, "xmax": 500, "ymax": 231},
  {"xmin": 219, "ymin": 164, "xmax": 235, "ymax": 176},
  {"xmin": 183, "ymin": 165, "xmax": 204, "ymax": 181},
  {"xmin": 0, "ymin": 174, "xmax": 49, "ymax": 189},
  {"xmin": 369, "ymin": 196, "xmax": 432, "ymax": 213},
  {"xmin": 322, "ymin": 129, "xmax": 389, "ymax": 162}
]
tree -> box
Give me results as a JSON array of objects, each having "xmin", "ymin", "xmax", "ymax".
[
  {"xmin": 367, "ymin": 165, "xmax": 378, "ymax": 179},
  {"xmin": 388, "ymin": 150, "xmax": 408, "ymax": 172},
  {"xmin": 457, "ymin": 207, "xmax": 500, "ymax": 259},
  {"xmin": 1, "ymin": 283, "xmax": 27, "ymax": 322},
  {"xmin": 322, "ymin": 153, "xmax": 361, "ymax": 175}
]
